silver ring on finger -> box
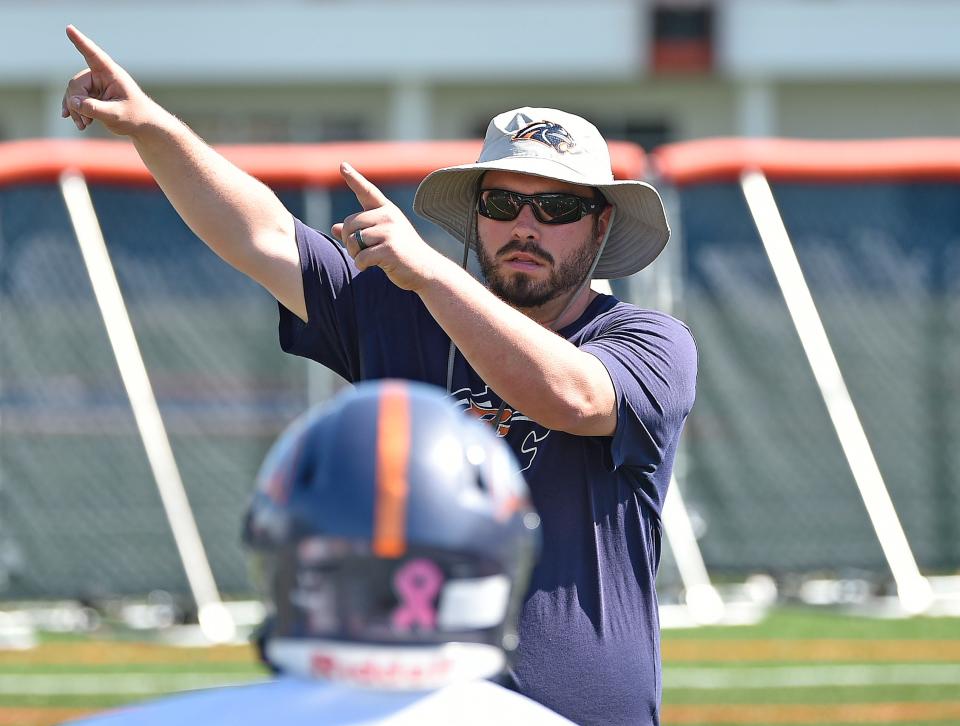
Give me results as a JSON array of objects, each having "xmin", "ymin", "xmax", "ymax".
[{"xmin": 353, "ymin": 227, "xmax": 367, "ymax": 251}]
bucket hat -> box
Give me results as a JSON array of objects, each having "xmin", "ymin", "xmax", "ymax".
[{"xmin": 413, "ymin": 107, "xmax": 670, "ymax": 279}]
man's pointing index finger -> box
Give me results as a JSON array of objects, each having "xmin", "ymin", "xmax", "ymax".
[
  {"xmin": 66, "ymin": 25, "xmax": 117, "ymax": 72},
  {"xmin": 340, "ymin": 162, "xmax": 390, "ymax": 211}
]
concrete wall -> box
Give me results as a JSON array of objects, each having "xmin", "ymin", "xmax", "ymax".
[
  {"xmin": 777, "ymin": 81, "xmax": 960, "ymax": 139},
  {"xmin": 1, "ymin": 0, "xmax": 959, "ymax": 144}
]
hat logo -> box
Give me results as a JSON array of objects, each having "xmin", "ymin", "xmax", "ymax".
[{"xmin": 512, "ymin": 121, "xmax": 576, "ymax": 154}]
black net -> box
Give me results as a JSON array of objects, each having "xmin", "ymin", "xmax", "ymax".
[
  {"xmin": 676, "ymin": 179, "xmax": 960, "ymax": 577},
  {"xmin": 5, "ymin": 167, "xmax": 953, "ymax": 603},
  {"xmin": 1, "ymin": 183, "xmax": 298, "ymax": 599},
  {"xmin": 0, "ymin": 177, "xmax": 463, "ymax": 601}
]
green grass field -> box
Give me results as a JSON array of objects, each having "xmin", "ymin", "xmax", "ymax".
[
  {"xmin": 660, "ymin": 607, "xmax": 960, "ymax": 724},
  {"xmin": 1, "ymin": 606, "xmax": 958, "ymax": 725}
]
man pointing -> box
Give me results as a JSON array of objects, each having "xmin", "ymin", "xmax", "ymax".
[{"xmin": 63, "ymin": 24, "xmax": 697, "ymax": 725}]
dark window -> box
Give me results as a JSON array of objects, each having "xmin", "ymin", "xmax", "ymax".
[
  {"xmin": 653, "ymin": 4, "xmax": 713, "ymax": 41},
  {"xmin": 651, "ymin": 2, "xmax": 714, "ymax": 74}
]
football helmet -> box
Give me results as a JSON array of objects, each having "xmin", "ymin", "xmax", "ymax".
[{"xmin": 244, "ymin": 380, "xmax": 540, "ymax": 689}]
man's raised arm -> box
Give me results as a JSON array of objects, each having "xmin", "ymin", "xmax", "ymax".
[{"xmin": 62, "ymin": 25, "xmax": 306, "ymax": 321}]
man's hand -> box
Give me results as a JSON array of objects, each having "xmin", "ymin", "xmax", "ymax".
[
  {"xmin": 332, "ymin": 163, "xmax": 446, "ymax": 292},
  {"xmin": 62, "ymin": 25, "xmax": 159, "ymax": 137}
]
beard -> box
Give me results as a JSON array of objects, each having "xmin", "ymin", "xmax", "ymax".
[{"xmin": 476, "ymin": 232, "xmax": 601, "ymax": 309}]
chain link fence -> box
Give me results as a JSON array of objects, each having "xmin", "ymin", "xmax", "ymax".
[
  {"xmin": 0, "ymin": 176, "xmax": 490, "ymax": 602},
  {"xmin": 675, "ymin": 179, "xmax": 960, "ymax": 578},
  {"xmin": 4, "ymin": 154, "xmax": 956, "ymax": 605},
  {"xmin": 1, "ymin": 183, "xmax": 312, "ymax": 599}
]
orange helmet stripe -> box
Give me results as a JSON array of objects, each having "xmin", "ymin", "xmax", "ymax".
[{"xmin": 373, "ymin": 382, "xmax": 411, "ymax": 557}]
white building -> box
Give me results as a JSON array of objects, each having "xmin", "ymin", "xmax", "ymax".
[{"xmin": 1, "ymin": 0, "xmax": 959, "ymax": 146}]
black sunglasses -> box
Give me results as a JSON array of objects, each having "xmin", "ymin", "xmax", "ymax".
[{"xmin": 477, "ymin": 188, "xmax": 606, "ymax": 225}]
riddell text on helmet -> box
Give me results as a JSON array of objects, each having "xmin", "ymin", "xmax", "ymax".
[{"xmin": 310, "ymin": 652, "xmax": 454, "ymax": 688}]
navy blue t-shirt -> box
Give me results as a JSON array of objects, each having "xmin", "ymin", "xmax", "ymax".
[{"xmin": 278, "ymin": 219, "xmax": 698, "ymax": 726}]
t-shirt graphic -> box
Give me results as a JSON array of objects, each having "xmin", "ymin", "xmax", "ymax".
[{"xmin": 451, "ymin": 385, "xmax": 551, "ymax": 471}]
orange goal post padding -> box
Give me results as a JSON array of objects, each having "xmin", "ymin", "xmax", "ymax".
[
  {"xmin": 0, "ymin": 138, "xmax": 649, "ymax": 189},
  {"xmin": 653, "ymin": 137, "xmax": 960, "ymax": 185}
]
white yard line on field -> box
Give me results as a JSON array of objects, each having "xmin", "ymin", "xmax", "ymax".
[
  {"xmin": 664, "ymin": 663, "xmax": 960, "ymax": 689},
  {"xmin": 0, "ymin": 673, "xmax": 266, "ymax": 695},
  {"xmin": 3, "ymin": 664, "xmax": 958, "ymax": 695}
]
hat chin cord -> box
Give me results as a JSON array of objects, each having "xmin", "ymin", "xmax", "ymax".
[
  {"xmin": 444, "ymin": 208, "xmax": 615, "ymax": 434},
  {"xmin": 551, "ymin": 205, "xmax": 614, "ymax": 331}
]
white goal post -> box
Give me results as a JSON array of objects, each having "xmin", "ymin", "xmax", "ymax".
[
  {"xmin": 60, "ymin": 170, "xmax": 236, "ymax": 643},
  {"xmin": 740, "ymin": 169, "xmax": 933, "ymax": 615}
]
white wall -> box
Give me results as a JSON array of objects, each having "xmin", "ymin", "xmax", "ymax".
[
  {"xmin": 430, "ymin": 79, "xmax": 735, "ymax": 140},
  {"xmin": 0, "ymin": 0, "xmax": 645, "ymax": 82},
  {"xmin": 149, "ymin": 83, "xmax": 392, "ymax": 142},
  {"xmin": 778, "ymin": 81, "xmax": 960, "ymax": 139},
  {"xmin": 0, "ymin": 88, "xmax": 45, "ymax": 140},
  {"xmin": 722, "ymin": 0, "xmax": 960, "ymax": 77},
  {"xmin": 2, "ymin": 0, "xmax": 960, "ymax": 143}
]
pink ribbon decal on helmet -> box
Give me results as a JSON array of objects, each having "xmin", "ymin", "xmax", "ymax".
[{"xmin": 391, "ymin": 558, "xmax": 444, "ymax": 632}]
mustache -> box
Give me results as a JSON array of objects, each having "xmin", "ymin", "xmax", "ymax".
[{"xmin": 495, "ymin": 240, "xmax": 554, "ymax": 266}]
